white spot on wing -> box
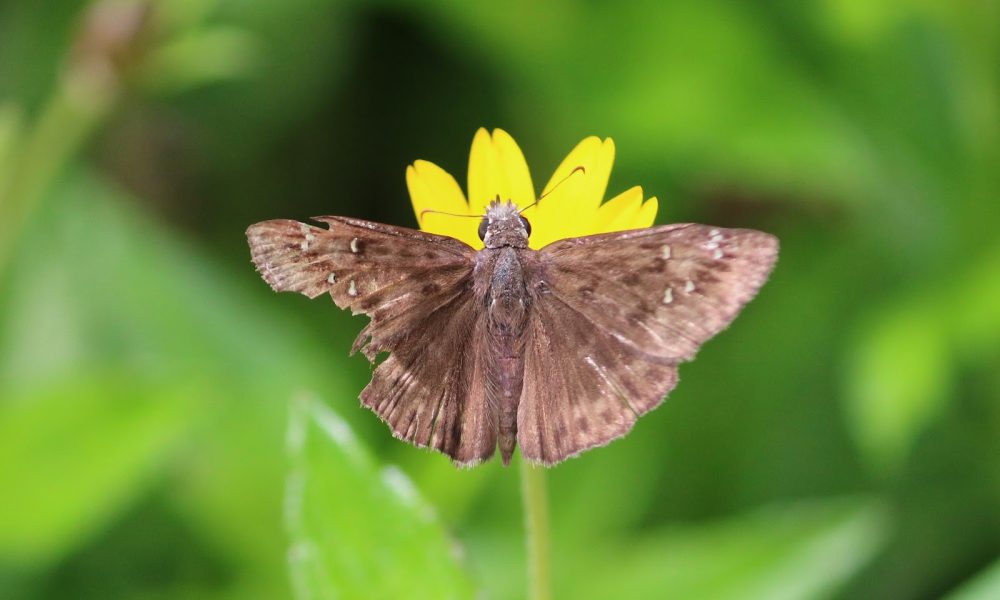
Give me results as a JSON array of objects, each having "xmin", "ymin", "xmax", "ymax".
[
  {"xmin": 662, "ymin": 287, "xmax": 673, "ymax": 304},
  {"xmin": 706, "ymin": 228, "xmax": 725, "ymax": 254},
  {"xmin": 295, "ymin": 224, "xmax": 310, "ymax": 251},
  {"xmin": 348, "ymin": 279, "xmax": 358, "ymax": 296},
  {"xmin": 661, "ymin": 245, "xmax": 672, "ymax": 259},
  {"xmin": 327, "ymin": 272, "xmax": 337, "ymax": 284},
  {"xmin": 350, "ymin": 237, "xmax": 360, "ymax": 253},
  {"xmin": 684, "ymin": 280, "xmax": 695, "ymax": 293}
]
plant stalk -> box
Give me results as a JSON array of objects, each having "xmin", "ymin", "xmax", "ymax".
[{"xmin": 520, "ymin": 458, "xmax": 551, "ymax": 600}]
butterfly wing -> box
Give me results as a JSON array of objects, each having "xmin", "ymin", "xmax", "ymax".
[
  {"xmin": 361, "ymin": 292, "xmax": 496, "ymax": 465},
  {"xmin": 517, "ymin": 224, "xmax": 778, "ymax": 464},
  {"xmin": 246, "ymin": 217, "xmax": 496, "ymax": 465},
  {"xmin": 247, "ymin": 216, "xmax": 474, "ymax": 356},
  {"xmin": 517, "ymin": 296, "xmax": 679, "ymax": 465}
]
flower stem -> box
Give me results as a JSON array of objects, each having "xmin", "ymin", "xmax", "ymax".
[
  {"xmin": 0, "ymin": 1, "xmax": 137, "ymax": 275},
  {"xmin": 520, "ymin": 458, "xmax": 551, "ymax": 600}
]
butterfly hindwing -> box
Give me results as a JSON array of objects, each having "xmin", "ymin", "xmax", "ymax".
[
  {"xmin": 517, "ymin": 287, "xmax": 679, "ymax": 464},
  {"xmin": 360, "ymin": 294, "xmax": 497, "ymax": 466}
]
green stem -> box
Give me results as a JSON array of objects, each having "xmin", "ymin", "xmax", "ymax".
[
  {"xmin": 520, "ymin": 458, "xmax": 551, "ymax": 600},
  {"xmin": 0, "ymin": 47, "xmax": 117, "ymax": 276}
]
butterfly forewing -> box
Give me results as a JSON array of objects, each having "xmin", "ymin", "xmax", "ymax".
[
  {"xmin": 247, "ymin": 216, "xmax": 475, "ymax": 357},
  {"xmin": 535, "ymin": 224, "xmax": 779, "ymax": 362}
]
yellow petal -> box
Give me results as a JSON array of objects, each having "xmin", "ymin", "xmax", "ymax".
[
  {"xmin": 592, "ymin": 186, "xmax": 645, "ymax": 234},
  {"xmin": 635, "ymin": 197, "xmax": 659, "ymax": 228},
  {"xmin": 531, "ymin": 137, "xmax": 616, "ymax": 247},
  {"xmin": 406, "ymin": 160, "xmax": 480, "ymax": 248},
  {"xmin": 492, "ymin": 128, "xmax": 535, "ymax": 207},
  {"xmin": 467, "ymin": 128, "xmax": 497, "ymax": 215},
  {"xmin": 467, "ymin": 128, "xmax": 534, "ymax": 217},
  {"xmin": 410, "ymin": 130, "xmax": 657, "ymax": 250}
]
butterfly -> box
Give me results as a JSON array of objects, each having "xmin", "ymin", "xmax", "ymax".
[{"xmin": 246, "ymin": 198, "xmax": 778, "ymax": 467}]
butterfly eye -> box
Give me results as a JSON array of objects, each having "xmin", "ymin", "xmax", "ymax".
[
  {"xmin": 478, "ymin": 218, "xmax": 489, "ymax": 241},
  {"xmin": 518, "ymin": 216, "xmax": 532, "ymax": 236}
]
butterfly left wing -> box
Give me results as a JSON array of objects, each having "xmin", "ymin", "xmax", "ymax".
[
  {"xmin": 361, "ymin": 290, "xmax": 497, "ymax": 466},
  {"xmin": 246, "ymin": 217, "xmax": 496, "ymax": 465},
  {"xmin": 517, "ymin": 224, "xmax": 778, "ymax": 464}
]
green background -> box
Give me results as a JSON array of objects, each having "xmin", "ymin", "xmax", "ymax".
[{"xmin": 1, "ymin": 1, "xmax": 998, "ymax": 598}]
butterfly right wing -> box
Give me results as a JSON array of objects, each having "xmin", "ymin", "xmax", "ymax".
[
  {"xmin": 517, "ymin": 224, "xmax": 778, "ymax": 464},
  {"xmin": 517, "ymin": 292, "xmax": 679, "ymax": 464},
  {"xmin": 246, "ymin": 216, "xmax": 496, "ymax": 465}
]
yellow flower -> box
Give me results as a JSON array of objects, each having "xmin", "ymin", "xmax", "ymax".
[{"xmin": 406, "ymin": 128, "xmax": 659, "ymax": 249}]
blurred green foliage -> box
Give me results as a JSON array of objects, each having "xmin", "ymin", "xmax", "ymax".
[{"xmin": 1, "ymin": 0, "xmax": 998, "ymax": 599}]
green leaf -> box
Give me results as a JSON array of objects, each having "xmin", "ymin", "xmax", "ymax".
[
  {"xmin": 0, "ymin": 168, "xmax": 358, "ymax": 596},
  {"xmin": 286, "ymin": 393, "xmax": 476, "ymax": 600},
  {"xmin": 0, "ymin": 102, "xmax": 22, "ymax": 199},
  {"xmin": 557, "ymin": 498, "xmax": 887, "ymax": 600},
  {"xmin": 0, "ymin": 374, "xmax": 200, "ymax": 565},
  {"xmin": 946, "ymin": 558, "xmax": 1000, "ymax": 600},
  {"xmin": 951, "ymin": 244, "xmax": 1000, "ymax": 359},
  {"xmin": 141, "ymin": 27, "xmax": 260, "ymax": 94},
  {"xmin": 845, "ymin": 245, "xmax": 1000, "ymax": 475},
  {"xmin": 846, "ymin": 299, "xmax": 951, "ymax": 474}
]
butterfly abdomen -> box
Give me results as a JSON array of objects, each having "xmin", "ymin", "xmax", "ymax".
[{"xmin": 485, "ymin": 247, "xmax": 531, "ymax": 465}]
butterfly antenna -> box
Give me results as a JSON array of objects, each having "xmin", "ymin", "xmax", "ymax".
[
  {"xmin": 419, "ymin": 208, "xmax": 483, "ymax": 223},
  {"xmin": 519, "ymin": 166, "xmax": 586, "ymax": 214}
]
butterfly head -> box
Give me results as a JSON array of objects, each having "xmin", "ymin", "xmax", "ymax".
[{"xmin": 479, "ymin": 198, "xmax": 531, "ymax": 249}]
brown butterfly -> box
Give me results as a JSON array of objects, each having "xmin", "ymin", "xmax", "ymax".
[{"xmin": 247, "ymin": 199, "xmax": 778, "ymax": 466}]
